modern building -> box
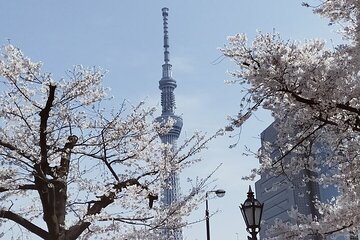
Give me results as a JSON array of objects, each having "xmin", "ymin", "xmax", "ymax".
[
  {"xmin": 155, "ymin": 7, "xmax": 183, "ymax": 240},
  {"xmin": 255, "ymin": 123, "xmax": 357, "ymax": 240}
]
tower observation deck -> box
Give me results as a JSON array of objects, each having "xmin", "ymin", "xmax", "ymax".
[{"xmin": 155, "ymin": 7, "xmax": 183, "ymax": 240}]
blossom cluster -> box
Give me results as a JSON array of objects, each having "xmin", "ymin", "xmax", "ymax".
[
  {"xmin": 0, "ymin": 45, "xmax": 217, "ymax": 239},
  {"xmin": 222, "ymin": 1, "xmax": 360, "ymax": 238}
]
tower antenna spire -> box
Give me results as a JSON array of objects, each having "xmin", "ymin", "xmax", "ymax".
[
  {"xmin": 162, "ymin": 7, "xmax": 170, "ymax": 64},
  {"xmin": 161, "ymin": 7, "xmax": 172, "ymax": 79}
]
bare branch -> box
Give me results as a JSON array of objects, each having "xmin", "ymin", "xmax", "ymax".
[
  {"xmin": 0, "ymin": 210, "xmax": 49, "ymax": 239},
  {"xmin": 0, "ymin": 139, "xmax": 35, "ymax": 164},
  {"xmin": 66, "ymin": 177, "xmax": 152, "ymax": 239},
  {"xmin": 100, "ymin": 129, "xmax": 119, "ymax": 182},
  {"xmin": 0, "ymin": 184, "xmax": 36, "ymax": 193},
  {"xmin": 324, "ymin": 222, "xmax": 354, "ymax": 235},
  {"xmin": 272, "ymin": 122, "xmax": 327, "ymax": 166},
  {"xmin": 39, "ymin": 84, "xmax": 56, "ymax": 173}
]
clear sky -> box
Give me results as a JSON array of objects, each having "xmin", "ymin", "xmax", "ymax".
[{"xmin": 0, "ymin": 1, "xmax": 340, "ymax": 239}]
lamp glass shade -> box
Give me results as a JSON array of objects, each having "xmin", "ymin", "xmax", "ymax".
[
  {"xmin": 241, "ymin": 199, "xmax": 263, "ymax": 229},
  {"xmin": 244, "ymin": 206, "xmax": 254, "ymax": 225},
  {"xmin": 214, "ymin": 189, "xmax": 225, "ymax": 198},
  {"xmin": 254, "ymin": 204, "xmax": 262, "ymax": 226}
]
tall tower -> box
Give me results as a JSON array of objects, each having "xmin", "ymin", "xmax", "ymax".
[{"xmin": 155, "ymin": 7, "xmax": 183, "ymax": 240}]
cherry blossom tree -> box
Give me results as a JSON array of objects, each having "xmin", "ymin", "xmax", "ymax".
[
  {"xmin": 221, "ymin": 1, "xmax": 360, "ymax": 239},
  {"xmin": 0, "ymin": 45, "xmax": 220, "ymax": 240}
]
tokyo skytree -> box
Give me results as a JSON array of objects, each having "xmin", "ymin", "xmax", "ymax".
[{"xmin": 155, "ymin": 7, "xmax": 183, "ymax": 240}]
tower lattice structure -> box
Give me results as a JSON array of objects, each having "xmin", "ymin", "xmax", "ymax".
[{"xmin": 155, "ymin": 7, "xmax": 183, "ymax": 240}]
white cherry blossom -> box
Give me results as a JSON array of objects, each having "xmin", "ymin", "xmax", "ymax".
[
  {"xmin": 222, "ymin": 1, "xmax": 360, "ymax": 238},
  {"xmin": 0, "ymin": 45, "xmax": 220, "ymax": 240}
]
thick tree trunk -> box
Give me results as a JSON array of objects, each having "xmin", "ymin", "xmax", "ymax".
[
  {"xmin": 35, "ymin": 85, "xmax": 74, "ymax": 240},
  {"xmin": 54, "ymin": 181, "xmax": 67, "ymax": 240}
]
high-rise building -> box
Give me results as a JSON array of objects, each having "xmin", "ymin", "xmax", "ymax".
[
  {"xmin": 255, "ymin": 123, "xmax": 357, "ymax": 240},
  {"xmin": 155, "ymin": 7, "xmax": 183, "ymax": 240}
]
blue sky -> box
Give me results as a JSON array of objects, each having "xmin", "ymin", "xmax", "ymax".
[{"xmin": 0, "ymin": 1, "xmax": 340, "ymax": 239}]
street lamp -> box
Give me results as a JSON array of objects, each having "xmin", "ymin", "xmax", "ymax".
[
  {"xmin": 205, "ymin": 189, "xmax": 226, "ymax": 240},
  {"xmin": 240, "ymin": 185, "xmax": 264, "ymax": 240}
]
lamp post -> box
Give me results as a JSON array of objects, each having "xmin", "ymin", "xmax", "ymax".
[
  {"xmin": 205, "ymin": 189, "xmax": 225, "ymax": 240},
  {"xmin": 240, "ymin": 186, "xmax": 264, "ymax": 240}
]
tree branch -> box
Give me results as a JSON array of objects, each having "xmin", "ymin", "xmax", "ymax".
[
  {"xmin": 0, "ymin": 184, "xmax": 36, "ymax": 192},
  {"xmin": 66, "ymin": 178, "xmax": 152, "ymax": 239},
  {"xmin": 0, "ymin": 139, "xmax": 35, "ymax": 163},
  {"xmin": 324, "ymin": 222, "xmax": 353, "ymax": 236},
  {"xmin": 284, "ymin": 88, "xmax": 360, "ymax": 117},
  {"xmin": 0, "ymin": 210, "xmax": 49, "ymax": 239},
  {"xmin": 101, "ymin": 129, "xmax": 120, "ymax": 182},
  {"xmin": 272, "ymin": 122, "xmax": 327, "ymax": 166},
  {"xmin": 39, "ymin": 84, "xmax": 56, "ymax": 173},
  {"xmin": 99, "ymin": 216, "xmax": 153, "ymax": 227}
]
